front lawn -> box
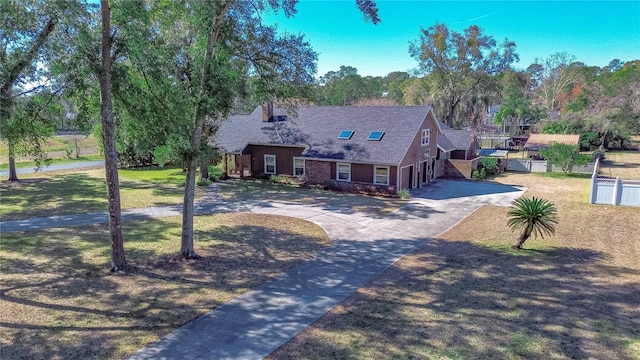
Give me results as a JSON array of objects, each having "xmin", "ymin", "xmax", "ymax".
[
  {"xmin": 0, "ymin": 213, "xmax": 330, "ymax": 359},
  {"xmin": 0, "ymin": 166, "xmax": 204, "ymax": 221},
  {"xmin": 268, "ymin": 171, "xmax": 640, "ymax": 359}
]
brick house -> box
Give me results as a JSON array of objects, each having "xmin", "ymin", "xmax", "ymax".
[{"xmin": 211, "ymin": 104, "xmax": 442, "ymax": 192}]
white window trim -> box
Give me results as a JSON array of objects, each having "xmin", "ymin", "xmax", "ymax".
[
  {"xmin": 293, "ymin": 157, "xmax": 305, "ymax": 176},
  {"xmin": 421, "ymin": 129, "xmax": 431, "ymax": 146},
  {"xmin": 264, "ymin": 154, "xmax": 276, "ymax": 174},
  {"xmin": 373, "ymin": 165, "xmax": 390, "ymax": 185},
  {"xmin": 336, "ymin": 162, "xmax": 351, "ymax": 182}
]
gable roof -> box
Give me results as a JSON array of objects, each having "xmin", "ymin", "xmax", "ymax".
[
  {"xmin": 437, "ymin": 134, "xmax": 456, "ymax": 152},
  {"xmin": 441, "ymin": 129, "xmax": 475, "ymax": 151},
  {"xmin": 524, "ymin": 134, "xmax": 580, "ymax": 149},
  {"xmin": 212, "ymin": 105, "xmax": 436, "ymax": 165}
]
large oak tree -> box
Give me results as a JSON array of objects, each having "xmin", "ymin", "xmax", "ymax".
[{"xmin": 410, "ymin": 23, "xmax": 517, "ymax": 128}]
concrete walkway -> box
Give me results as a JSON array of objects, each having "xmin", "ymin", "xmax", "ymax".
[{"xmin": 0, "ymin": 179, "xmax": 525, "ymax": 359}]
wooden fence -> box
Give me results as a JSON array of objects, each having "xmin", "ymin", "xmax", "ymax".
[{"xmin": 590, "ymin": 158, "xmax": 640, "ymax": 207}]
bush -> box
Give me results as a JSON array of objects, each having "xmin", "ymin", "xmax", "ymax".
[
  {"xmin": 480, "ymin": 157, "xmax": 499, "ymax": 176},
  {"xmin": 196, "ymin": 178, "xmax": 213, "ymax": 186},
  {"xmin": 472, "ymin": 167, "xmax": 487, "ymax": 180},
  {"xmin": 397, "ymin": 189, "xmax": 410, "ymax": 199},
  {"xmin": 539, "ymin": 143, "xmax": 590, "ymax": 174},
  {"xmin": 207, "ymin": 165, "xmax": 224, "ymax": 181}
]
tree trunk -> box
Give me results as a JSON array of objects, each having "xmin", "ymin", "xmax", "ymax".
[
  {"xmin": 223, "ymin": 153, "xmax": 228, "ymax": 176},
  {"xmin": 101, "ymin": 0, "xmax": 126, "ymax": 272},
  {"xmin": 180, "ymin": 2, "xmax": 232, "ymax": 259},
  {"xmin": 446, "ymin": 108, "xmax": 454, "ymax": 128},
  {"xmin": 511, "ymin": 232, "xmax": 530, "ymax": 250},
  {"xmin": 8, "ymin": 156, "xmax": 18, "ymax": 181},
  {"xmin": 181, "ymin": 153, "xmax": 199, "ymax": 258},
  {"xmin": 199, "ymin": 161, "xmax": 209, "ymax": 182}
]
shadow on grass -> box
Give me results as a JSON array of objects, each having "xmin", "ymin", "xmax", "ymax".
[
  {"xmin": 269, "ymin": 239, "xmax": 640, "ymax": 360},
  {"xmin": 0, "ymin": 174, "xmax": 107, "ymax": 221},
  {"xmin": 0, "ymin": 167, "xmax": 196, "ymax": 221},
  {"xmin": 0, "ymin": 216, "xmax": 329, "ymax": 360}
]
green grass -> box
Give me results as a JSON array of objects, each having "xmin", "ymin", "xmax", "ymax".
[
  {"xmin": 0, "ymin": 154, "xmax": 104, "ymax": 170},
  {"xmin": 530, "ymin": 171, "xmax": 592, "ymax": 179},
  {"xmin": 0, "ymin": 166, "xmax": 203, "ymax": 221}
]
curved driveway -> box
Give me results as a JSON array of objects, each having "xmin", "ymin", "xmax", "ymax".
[
  {"xmin": 0, "ymin": 179, "xmax": 525, "ymax": 359},
  {"xmin": 129, "ymin": 179, "xmax": 525, "ymax": 360}
]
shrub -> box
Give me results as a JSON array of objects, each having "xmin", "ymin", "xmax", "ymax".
[
  {"xmin": 397, "ymin": 189, "xmax": 410, "ymax": 199},
  {"xmin": 480, "ymin": 157, "xmax": 499, "ymax": 176},
  {"xmin": 472, "ymin": 167, "xmax": 487, "ymax": 180},
  {"xmin": 196, "ymin": 178, "xmax": 213, "ymax": 186},
  {"xmin": 539, "ymin": 143, "xmax": 590, "ymax": 174},
  {"xmin": 207, "ymin": 165, "xmax": 224, "ymax": 181}
]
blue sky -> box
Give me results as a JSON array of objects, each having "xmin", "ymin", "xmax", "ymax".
[{"xmin": 264, "ymin": 0, "xmax": 640, "ymax": 77}]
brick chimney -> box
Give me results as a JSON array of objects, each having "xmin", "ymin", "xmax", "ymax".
[{"xmin": 262, "ymin": 101, "xmax": 274, "ymax": 122}]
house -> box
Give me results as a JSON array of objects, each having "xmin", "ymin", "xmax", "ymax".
[
  {"xmin": 211, "ymin": 104, "xmax": 442, "ymax": 192},
  {"xmin": 524, "ymin": 133, "xmax": 580, "ymax": 157}
]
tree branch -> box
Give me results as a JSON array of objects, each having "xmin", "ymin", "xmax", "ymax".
[{"xmin": 1, "ymin": 18, "xmax": 57, "ymax": 94}]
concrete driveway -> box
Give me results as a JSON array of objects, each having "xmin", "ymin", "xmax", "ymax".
[{"xmin": 129, "ymin": 179, "xmax": 525, "ymax": 360}]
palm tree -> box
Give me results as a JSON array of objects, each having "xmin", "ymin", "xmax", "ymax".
[{"xmin": 507, "ymin": 197, "xmax": 559, "ymax": 249}]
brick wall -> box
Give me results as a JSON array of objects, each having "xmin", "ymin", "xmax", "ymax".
[{"xmin": 306, "ymin": 160, "xmax": 331, "ymax": 185}]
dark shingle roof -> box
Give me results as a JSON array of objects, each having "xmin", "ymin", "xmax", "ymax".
[
  {"xmin": 212, "ymin": 105, "xmax": 434, "ymax": 165},
  {"xmin": 441, "ymin": 130, "xmax": 474, "ymax": 151},
  {"xmin": 437, "ymin": 134, "xmax": 456, "ymax": 152}
]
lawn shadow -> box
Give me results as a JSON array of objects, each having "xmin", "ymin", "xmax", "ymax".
[
  {"xmin": 269, "ymin": 238, "xmax": 640, "ymax": 359},
  {"xmin": 0, "ymin": 174, "xmax": 107, "ymax": 221},
  {"xmin": 0, "ymin": 216, "xmax": 329, "ymax": 360}
]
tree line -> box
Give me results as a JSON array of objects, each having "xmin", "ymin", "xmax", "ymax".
[{"xmin": 312, "ymin": 52, "xmax": 639, "ymax": 151}]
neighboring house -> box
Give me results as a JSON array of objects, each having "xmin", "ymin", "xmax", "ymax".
[
  {"xmin": 212, "ymin": 104, "xmax": 442, "ymax": 191},
  {"xmin": 524, "ymin": 133, "xmax": 580, "ymax": 157}
]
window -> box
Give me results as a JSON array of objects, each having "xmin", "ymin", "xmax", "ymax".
[
  {"xmin": 337, "ymin": 163, "xmax": 351, "ymax": 182},
  {"xmin": 367, "ymin": 131, "xmax": 384, "ymax": 141},
  {"xmin": 293, "ymin": 157, "xmax": 305, "ymax": 176},
  {"xmin": 338, "ymin": 130, "xmax": 354, "ymax": 140},
  {"xmin": 421, "ymin": 129, "xmax": 431, "ymax": 146},
  {"xmin": 374, "ymin": 166, "xmax": 389, "ymax": 185},
  {"xmin": 264, "ymin": 154, "xmax": 276, "ymax": 174}
]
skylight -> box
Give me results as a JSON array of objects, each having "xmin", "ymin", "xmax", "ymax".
[
  {"xmin": 338, "ymin": 130, "xmax": 354, "ymax": 140},
  {"xmin": 367, "ymin": 131, "xmax": 384, "ymax": 141}
]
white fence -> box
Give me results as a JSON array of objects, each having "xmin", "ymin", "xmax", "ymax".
[
  {"xmin": 506, "ymin": 159, "xmax": 595, "ymax": 174},
  {"xmin": 507, "ymin": 159, "xmax": 548, "ymax": 172},
  {"xmin": 590, "ymin": 158, "xmax": 640, "ymax": 207}
]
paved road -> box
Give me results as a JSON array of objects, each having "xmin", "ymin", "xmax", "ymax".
[
  {"xmin": 0, "ymin": 160, "xmax": 104, "ymax": 177},
  {"xmin": 0, "ymin": 179, "xmax": 525, "ymax": 359}
]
